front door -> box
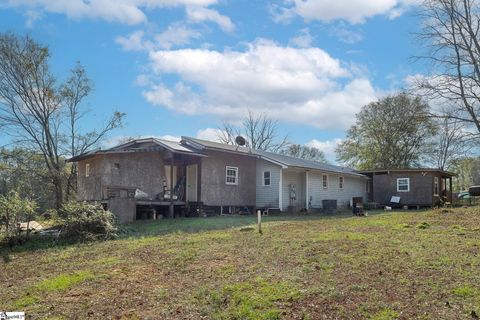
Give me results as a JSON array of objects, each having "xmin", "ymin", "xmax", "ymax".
[{"xmin": 186, "ymin": 164, "xmax": 198, "ymax": 202}]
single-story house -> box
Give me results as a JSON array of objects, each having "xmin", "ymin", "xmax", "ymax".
[
  {"xmin": 69, "ymin": 137, "xmax": 369, "ymax": 222},
  {"xmin": 360, "ymin": 169, "xmax": 455, "ymax": 208}
]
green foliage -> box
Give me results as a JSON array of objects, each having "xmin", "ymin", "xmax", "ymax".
[
  {"xmin": 369, "ymin": 307, "xmax": 399, "ymax": 320},
  {"xmin": 35, "ymin": 271, "xmax": 96, "ymax": 293},
  {"xmin": 336, "ymin": 93, "xmax": 436, "ymax": 170},
  {"xmin": 0, "ymin": 148, "xmax": 57, "ymax": 211},
  {"xmin": 201, "ymin": 278, "xmax": 300, "ymax": 320},
  {"xmin": 416, "ymin": 222, "xmax": 431, "ymax": 229},
  {"xmin": 0, "ymin": 191, "xmax": 37, "ymax": 246},
  {"xmin": 452, "ymin": 286, "xmax": 476, "ymax": 298},
  {"xmin": 57, "ymin": 201, "xmax": 117, "ymax": 242}
]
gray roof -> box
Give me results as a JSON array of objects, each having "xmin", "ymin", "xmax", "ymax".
[
  {"xmin": 182, "ymin": 136, "xmax": 366, "ymax": 178},
  {"xmin": 68, "ymin": 137, "xmax": 205, "ymax": 162}
]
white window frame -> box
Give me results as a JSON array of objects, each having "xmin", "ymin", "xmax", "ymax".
[
  {"xmin": 322, "ymin": 174, "xmax": 328, "ymax": 189},
  {"xmin": 263, "ymin": 170, "xmax": 271, "ymax": 186},
  {"xmin": 397, "ymin": 178, "xmax": 410, "ymax": 192},
  {"xmin": 434, "ymin": 177, "xmax": 439, "ymax": 196},
  {"xmin": 226, "ymin": 166, "xmax": 238, "ymax": 185},
  {"xmin": 339, "ymin": 176, "xmax": 344, "ymax": 190},
  {"xmin": 85, "ymin": 163, "xmax": 90, "ymax": 177}
]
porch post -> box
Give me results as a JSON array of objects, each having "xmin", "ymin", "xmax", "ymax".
[
  {"xmin": 169, "ymin": 155, "xmax": 174, "ymax": 218},
  {"xmin": 305, "ymin": 171, "xmax": 309, "ymax": 210},
  {"xmin": 279, "ymin": 168, "xmax": 283, "ymax": 211}
]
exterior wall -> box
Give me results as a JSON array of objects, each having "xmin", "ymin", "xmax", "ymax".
[
  {"xmin": 281, "ymin": 169, "xmax": 306, "ymax": 210},
  {"xmin": 200, "ymin": 150, "xmax": 256, "ymax": 206},
  {"xmin": 255, "ymin": 159, "xmax": 281, "ymax": 208},
  {"xmin": 372, "ymin": 172, "xmax": 433, "ymax": 206},
  {"xmin": 77, "ymin": 156, "xmax": 103, "ymax": 201},
  {"xmin": 308, "ymin": 172, "xmax": 368, "ymax": 209},
  {"xmin": 108, "ymin": 197, "xmax": 136, "ymax": 223},
  {"xmin": 77, "ymin": 152, "xmax": 167, "ymax": 201}
]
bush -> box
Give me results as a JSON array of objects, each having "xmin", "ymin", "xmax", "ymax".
[
  {"xmin": 57, "ymin": 202, "xmax": 118, "ymax": 242},
  {"xmin": 0, "ymin": 191, "xmax": 37, "ymax": 246}
]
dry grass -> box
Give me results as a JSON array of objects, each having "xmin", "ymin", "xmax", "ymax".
[{"xmin": 1, "ymin": 207, "xmax": 480, "ymax": 319}]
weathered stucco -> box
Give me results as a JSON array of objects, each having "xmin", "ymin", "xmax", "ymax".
[{"xmin": 200, "ymin": 150, "xmax": 256, "ymax": 206}]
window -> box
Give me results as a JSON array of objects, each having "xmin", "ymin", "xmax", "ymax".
[
  {"xmin": 85, "ymin": 163, "xmax": 90, "ymax": 177},
  {"xmin": 366, "ymin": 180, "xmax": 370, "ymax": 193},
  {"xmin": 339, "ymin": 176, "xmax": 344, "ymax": 189},
  {"xmin": 263, "ymin": 171, "xmax": 271, "ymax": 186},
  {"xmin": 322, "ymin": 174, "xmax": 328, "ymax": 189},
  {"xmin": 434, "ymin": 177, "xmax": 439, "ymax": 195},
  {"xmin": 114, "ymin": 163, "xmax": 120, "ymax": 170},
  {"xmin": 397, "ymin": 178, "xmax": 410, "ymax": 192},
  {"xmin": 226, "ymin": 166, "xmax": 238, "ymax": 185}
]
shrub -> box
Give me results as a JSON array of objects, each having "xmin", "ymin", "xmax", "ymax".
[
  {"xmin": 0, "ymin": 191, "xmax": 37, "ymax": 246},
  {"xmin": 57, "ymin": 202, "xmax": 118, "ymax": 242}
]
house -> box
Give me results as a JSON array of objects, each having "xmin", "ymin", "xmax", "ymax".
[
  {"xmin": 69, "ymin": 137, "xmax": 369, "ymax": 223},
  {"xmin": 360, "ymin": 169, "xmax": 455, "ymax": 208}
]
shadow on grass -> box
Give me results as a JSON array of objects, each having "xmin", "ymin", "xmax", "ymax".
[{"xmin": 0, "ymin": 211, "xmax": 357, "ymax": 260}]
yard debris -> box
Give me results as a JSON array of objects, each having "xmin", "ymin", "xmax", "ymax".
[{"xmin": 19, "ymin": 221, "xmax": 43, "ymax": 232}]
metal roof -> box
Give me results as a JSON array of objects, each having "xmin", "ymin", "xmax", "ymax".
[
  {"xmin": 360, "ymin": 168, "xmax": 456, "ymax": 177},
  {"xmin": 182, "ymin": 136, "xmax": 366, "ymax": 178},
  {"xmin": 67, "ymin": 138, "xmax": 205, "ymax": 162}
]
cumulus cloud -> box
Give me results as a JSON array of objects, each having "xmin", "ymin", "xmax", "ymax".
[
  {"xmin": 195, "ymin": 128, "xmax": 224, "ymax": 141},
  {"xmin": 186, "ymin": 6, "xmax": 234, "ymax": 32},
  {"xmin": 306, "ymin": 138, "xmax": 343, "ymax": 162},
  {"xmin": 4, "ymin": 0, "xmax": 221, "ymax": 25},
  {"xmin": 276, "ymin": 0, "xmax": 420, "ymax": 24},
  {"xmin": 142, "ymin": 39, "xmax": 378, "ymax": 130},
  {"xmin": 289, "ymin": 28, "xmax": 314, "ymax": 48}
]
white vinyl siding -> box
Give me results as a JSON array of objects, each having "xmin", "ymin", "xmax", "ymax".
[
  {"xmin": 226, "ymin": 166, "xmax": 238, "ymax": 185},
  {"xmin": 397, "ymin": 178, "xmax": 410, "ymax": 192},
  {"xmin": 308, "ymin": 172, "xmax": 367, "ymax": 209},
  {"xmin": 281, "ymin": 169, "xmax": 306, "ymax": 210},
  {"xmin": 255, "ymin": 159, "xmax": 281, "ymax": 208}
]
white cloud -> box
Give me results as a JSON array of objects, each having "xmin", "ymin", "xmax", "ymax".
[
  {"xmin": 155, "ymin": 23, "xmax": 202, "ymax": 49},
  {"xmin": 277, "ymin": 0, "xmax": 420, "ymax": 24},
  {"xmin": 115, "ymin": 30, "xmax": 153, "ymax": 51},
  {"xmin": 329, "ymin": 23, "xmax": 363, "ymax": 44},
  {"xmin": 306, "ymin": 138, "xmax": 343, "ymax": 162},
  {"xmin": 186, "ymin": 6, "xmax": 234, "ymax": 32},
  {"xmin": 289, "ymin": 28, "xmax": 314, "ymax": 48},
  {"xmin": 116, "ymin": 24, "xmax": 202, "ymax": 52},
  {"xmin": 195, "ymin": 128, "xmax": 224, "ymax": 141},
  {"xmin": 143, "ymin": 39, "xmax": 378, "ymax": 130},
  {"xmin": 4, "ymin": 0, "xmax": 220, "ymax": 25}
]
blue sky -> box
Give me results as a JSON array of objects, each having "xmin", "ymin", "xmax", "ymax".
[{"xmin": 0, "ymin": 0, "xmax": 424, "ymax": 161}]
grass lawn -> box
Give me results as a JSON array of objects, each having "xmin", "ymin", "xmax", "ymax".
[{"xmin": 1, "ymin": 207, "xmax": 480, "ymax": 319}]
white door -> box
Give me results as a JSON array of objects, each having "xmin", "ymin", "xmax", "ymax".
[{"xmin": 186, "ymin": 164, "xmax": 198, "ymax": 202}]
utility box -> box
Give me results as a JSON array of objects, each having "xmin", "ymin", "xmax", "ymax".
[{"xmin": 322, "ymin": 200, "xmax": 337, "ymax": 214}]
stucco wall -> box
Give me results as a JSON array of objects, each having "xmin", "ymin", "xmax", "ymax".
[
  {"xmin": 255, "ymin": 159, "xmax": 281, "ymax": 208},
  {"xmin": 200, "ymin": 150, "xmax": 256, "ymax": 206},
  {"xmin": 373, "ymin": 172, "xmax": 433, "ymax": 205}
]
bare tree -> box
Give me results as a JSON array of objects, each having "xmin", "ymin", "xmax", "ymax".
[
  {"xmin": 218, "ymin": 111, "xmax": 289, "ymax": 152},
  {"xmin": 0, "ymin": 33, "xmax": 124, "ymax": 208},
  {"xmin": 280, "ymin": 144, "xmax": 327, "ymax": 163},
  {"xmin": 428, "ymin": 114, "xmax": 473, "ymax": 170},
  {"xmin": 415, "ymin": 0, "xmax": 480, "ymax": 135}
]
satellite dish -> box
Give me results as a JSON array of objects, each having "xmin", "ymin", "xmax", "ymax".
[{"xmin": 235, "ymin": 136, "xmax": 246, "ymax": 146}]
